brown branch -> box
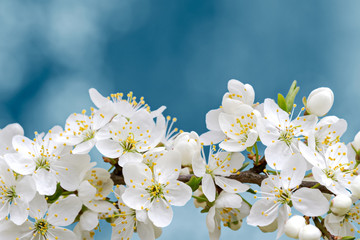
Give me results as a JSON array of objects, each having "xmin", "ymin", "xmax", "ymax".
[{"xmin": 110, "ymin": 168, "xmax": 332, "ymax": 194}]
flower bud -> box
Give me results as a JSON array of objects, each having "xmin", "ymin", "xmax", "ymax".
[
  {"xmin": 306, "ymin": 87, "xmax": 334, "ymax": 117},
  {"xmin": 229, "ymin": 220, "xmax": 242, "ymax": 231},
  {"xmin": 350, "ymin": 175, "xmax": 360, "ymax": 199},
  {"xmin": 284, "ymin": 215, "xmax": 306, "ymax": 239},
  {"xmin": 352, "ymin": 131, "xmax": 360, "ymax": 152},
  {"xmin": 298, "ymin": 225, "xmax": 322, "ymax": 240},
  {"xmin": 173, "ymin": 131, "xmax": 201, "ymax": 166},
  {"xmin": 330, "ymin": 194, "xmax": 352, "ymax": 216}
]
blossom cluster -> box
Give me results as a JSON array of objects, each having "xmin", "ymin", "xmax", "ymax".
[{"xmin": 0, "ymin": 80, "xmax": 360, "ymax": 240}]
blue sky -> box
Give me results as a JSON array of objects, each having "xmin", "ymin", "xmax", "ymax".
[{"xmin": 1, "ymin": 1, "xmax": 360, "ymax": 239}]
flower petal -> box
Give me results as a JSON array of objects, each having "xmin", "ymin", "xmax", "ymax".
[
  {"xmin": 47, "ymin": 195, "xmax": 82, "ymax": 226},
  {"xmin": 164, "ymin": 181, "xmax": 192, "ymax": 206},
  {"xmin": 148, "ymin": 198, "xmax": 173, "ymax": 227},
  {"xmin": 247, "ymin": 199, "xmax": 279, "ymax": 227},
  {"xmin": 33, "ymin": 168, "xmax": 58, "ymax": 195},
  {"xmin": 215, "ymin": 191, "xmax": 243, "ymax": 209},
  {"xmin": 9, "ymin": 199, "xmax": 29, "ymax": 225},
  {"xmin": 72, "ymin": 139, "xmax": 96, "ymax": 154},
  {"xmin": 95, "ymin": 139, "xmax": 122, "ymax": 159},
  {"xmin": 4, "ymin": 153, "xmax": 35, "ymax": 175},
  {"xmin": 80, "ymin": 210, "xmax": 99, "ymax": 231},
  {"xmin": 16, "ymin": 176, "xmax": 36, "ymax": 202},
  {"xmin": 200, "ymin": 130, "xmax": 225, "ymax": 146},
  {"xmin": 123, "ymin": 162, "xmax": 152, "ymax": 187},
  {"xmin": 215, "ymin": 176, "xmax": 249, "ymax": 194},
  {"xmin": 292, "ymin": 188, "xmax": 329, "ymax": 216},
  {"xmin": 265, "ymin": 141, "xmax": 292, "ymax": 170},
  {"xmin": 202, "ymin": 174, "xmax": 216, "ymax": 202},
  {"xmin": 154, "ymin": 150, "xmax": 181, "ymax": 184},
  {"xmin": 122, "ymin": 188, "xmax": 150, "ymax": 211}
]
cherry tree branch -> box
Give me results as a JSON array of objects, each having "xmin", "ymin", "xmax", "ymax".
[{"xmin": 110, "ymin": 168, "xmax": 333, "ymax": 195}]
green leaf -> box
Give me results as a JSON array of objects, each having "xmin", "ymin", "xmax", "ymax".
[
  {"xmin": 192, "ymin": 195, "xmax": 208, "ymax": 203},
  {"xmin": 46, "ymin": 183, "xmax": 64, "ymax": 203},
  {"xmin": 246, "ymin": 188, "xmax": 257, "ymax": 194},
  {"xmin": 200, "ymin": 208, "xmax": 209, "ymax": 213},
  {"xmin": 340, "ymin": 237, "xmax": 355, "ymax": 240},
  {"xmin": 284, "ymin": 80, "xmax": 300, "ymax": 112},
  {"xmin": 186, "ymin": 176, "xmax": 203, "ymax": 192},
  {"xmin": 277, "ymin": 93, "xmax": 287, "ymax": 112}
]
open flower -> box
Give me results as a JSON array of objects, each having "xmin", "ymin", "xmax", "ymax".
[
  {"xmin": 218, "ymin": 105, "xmax": 260, "ymax": 152},
  {"xmin": 76, "ymin": 168, "xmax": 115, "ymax": 231},
  {"xmin": 111, "ymin": 185, "xmax": 160, "ymax": 240},
  {"xmin": 308, "ymin": 116, "xmax": 347, "ymax": 153},
  {"xmin": 4, "ymin": 126, "xmax": 91, "ymax": 195},
  {"xmin": 95, "ymin": 109, "xmax": 165, "ymax": 166},
  {"xmin": 247, "ymin": 166, "xmax": 329, "ymax": 239},
  {"xmin": 257, "ymin": 98, "xmax": 317, "ymax": 170},
  {"xmin": 206, "ymin": 191, "xmax": 250, "ymax": 240},
  {"xmin": 56, "ymin": 108, "xmax": 113, "ymax": 154},
  {"xmin": 200, "ymin": 79, "xmax": 255, "ymax": 146},
  {"xmin": 122, "ymin": 150, "xmax": 192, "ymax": 227},
  {"xmin": 0, "ymin": 159, "xmax": 36, "ymax": 225},
  {"xmin": 89, "ymin": 88, "xmax": 165, "ymax": 119},
  {"xmin": 299, "ymin": 142, "xmax": 355, "ymax": 196},
  {"xmin": 192, "ymin": 147, "xmax": 249, "ymax": 202},
  {"xmin": 0, "ymin": 194, "xmax": 82, "ymax": 240}
]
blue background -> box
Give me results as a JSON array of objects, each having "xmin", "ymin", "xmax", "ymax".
[{"xmin": 1, "ymin": 1, "xmax": 360, "ymax": 239}]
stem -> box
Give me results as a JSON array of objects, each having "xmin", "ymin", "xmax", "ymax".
[
  {"xmin": 311, "ymin": 183, "xmax": 320, "ymax": 189},
  {"xmin": 254, "ymin": 143, "xmax": 260, "ymax": 165},
  {"xmin": 313, "ymin": 217, "xmax": 335, "ymax": 240},
  {"xmin": 108, "ymin": 165, "xmax": 115, "ymax": 172}
]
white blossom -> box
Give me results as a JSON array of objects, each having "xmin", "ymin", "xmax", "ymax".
[
  {"xmin": 306, "ymin": 87, "xmax": 334, "ymax": 117},
  {"xmin": 122, "ymin": 150, "xmax": 192, "ymax": 227},
  {"xmin": 4, "ymin": 126, "xmax": 91, "ymax": 195},
  {"xmin": 192, "ymin": 147, "xmax": 249, "ymax": 202}
]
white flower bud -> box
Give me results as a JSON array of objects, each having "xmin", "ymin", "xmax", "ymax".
[
  {"xmin": 350, "ymin": 175, "xmax": 360, "ymax": 199},
  {"xmin": 284, "ymin": 215, "xmax": 306, "ymax": 239},
  {"xmin": 298, "ymin": 225, "xmax": 322, "ymax": 240},
  {"xmin": 330, "ymin": 194, "xmax": 352, "ymax": 216},
  {"xmin": 173, "ymin": 131, "xmax": 201, "ymax": 166},
  {"xmin": 306, "ymin": 87, "xmax": 334, "ymax": 117},
  {"xmin": 352, "ymin": 131, "xmax": 360, "ymax": 152},
  {"xmin": 229, "ymin": 220, "xmax": 242, "ymax": 231}
]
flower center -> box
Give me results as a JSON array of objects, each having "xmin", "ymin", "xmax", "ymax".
[
  {"xmin": 34, "ymin": 219, "xmax": 50, "ymax": 236},
  {"xmin": 35, "ymin": 156, "xmax": 50, "ymax": 171},
  {"xmin": 274, "ymin": 188, "xmax": 292, "ymax": 204},
  {"xmin": 279, "ymin": 130, "xmax": 294, "ymax": 146},
  {"xmin": 2, "ymin": 186, "xmax": 17, "ymax": 202},
  {"xmin": 146, "ymin": 183, "xmax": 165, "ymax": 201},
  {"xmin": 121, "ymin": 134, "xmax": 137, "ymax": 152}
]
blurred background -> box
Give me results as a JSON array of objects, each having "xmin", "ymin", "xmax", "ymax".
[{"xmin": 1, "ymin": 0, "xmax": 360, "ymax": 239}]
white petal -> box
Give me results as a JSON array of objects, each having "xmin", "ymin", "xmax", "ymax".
[
  {"xmin": 164, "ymin": 181, "xmax": 192, "ymax": 206},
  {"xmin": 192, "ymin": 154, "xmax": 206, "ymax": 177},
  {"xmin": 219, "ymin": 140, "xmax": 247, "ymax": 152},
  {"xmin": 148, "ymin": 198, "xmax": 173, "ymax": 227},
  {"xmin": 137, "ymin": 221, "xmax": 156, "ymax": 240},
  {"xmin": 280, "ymin": 153, "xmax": 307, "ymax": 189},
  {"xmin": 202, "ymin": 174, "xmax": 216, "ymax": 202},
  {"xmin": 206, "ymin": 206, "xmax": 216, "ymax": 232},
  {"xmin": 247, "ymin": 199, "xmax": 279, "ymax": 227},
  {"xmin": 72, "ymin": 139, "xmax": 96, "ymax": 154},
  {"xmin": 118, "ymin": 152, "xmax": 143, "ymax": 167},
  {"xmin": 276, "ymin": 204, "xmax": 290, "ymax": 239},
  {"xmin": 4, "ymin": 153, "xmax": 35, "ymax": 175},
  {"xmin": 47, "ymin": 195, "xmax": 82, "ymax": 226},
  {"xmin": 123, "ymin": 162, "xmax": 152, "ymax": 187},
  {"xmin": 95, "ymin": 139, "xmax": 122, "ymax": 158},
  {"xmin": 0, "ymin": 123, "xmax": 23, "ymax": 155},
  {"xmin": 89, "ymin": 88, "xmax": 110, "ymax": 108},
  {"xmin": 200, "ymin": 130, "xmax": 225, "ymax": 145},
  {"xmin": 205, "ymin": 109, "xmax": 222, "ymax": 131},
  {"xmin": 154, "ymin": 150, "xmax": 181, "ymax": 184},
  {"xmin": 215, "ymin": 176, "xmax": 249, "ymax": 194},
  {"xmin": 265, "ymin": 141, "xmax": 292, "ymax": 170},
  {"xmin": 263, "ymin": 98, "xmax": 289, "ymax": 125},
  {"xmin": 298, "ymin": 141, "xmax": 325, "ymax": 168},
  {"xmin": 85, "ymin": 200, "xmax": 114, "ymax": 213},
  {"xmin": 292, "ymin": 188, "xmax": 329, "ymax": 216},
  {"xmin": 80, "ymin": 210, "xmax": 99, "ymax": 231},
  {"xmin": 9, "ymin": 199, "xmax": 29, "ymax": 225},
  {"xmin": 29, "ymin": 193, "xmax": 48, "ymax": 219},
  {"xmin": 33, "ymin": 168, "xmax": 58, "ymax": 195},
  {"xmin": 78, "ymin": 181, "xmax": 97, "ymax": 202},
  {"xmin": 15, "ymin": 176, "xmax": 36, "ymax": 202},
  {"xmin": 48, "ymin": 227, "xmax": 79, "ymax": 240},
  {"xmin": 215, "ymin": 191, "xmax": 242, "ymax": 209},
  {"xmin": 257, "ymin": 118, "xmax": 280, "ymax": 146},
  {"xmin": 122, "ymin": 188, "xmax": 150, "ymax": 210}
]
